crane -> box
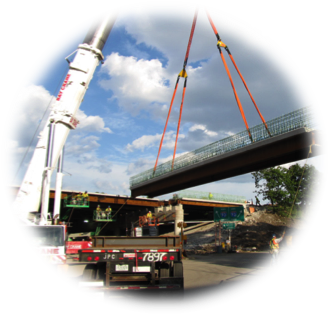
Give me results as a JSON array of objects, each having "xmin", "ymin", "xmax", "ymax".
[{"xmin": 13, "ymin": 16, "xmax": 115, "ymax": 227}]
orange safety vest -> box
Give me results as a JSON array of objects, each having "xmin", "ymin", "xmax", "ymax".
[{"xmin": 270, "ymin": 238, "xmax": 279, "ymax": 249}]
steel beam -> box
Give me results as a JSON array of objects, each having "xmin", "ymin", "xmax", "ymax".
[{"xmin": 131, "ymin": 128, "xmax": 322, "ymax": 198}]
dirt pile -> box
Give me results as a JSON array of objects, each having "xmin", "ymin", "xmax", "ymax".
[
  {"xmin": 184, "ymin": 207, "xmax": 299, "ymax": 255},
  {"xmin": 184, "ymin": 225, "xmax": 217, "ymax": 255}
]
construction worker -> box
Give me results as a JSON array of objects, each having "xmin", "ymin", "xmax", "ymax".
[
  {"xmin": 225, "ymin": 237, "xmax": 231, "ymax": 252},
  {"xmin": 96, "ymin": 205, "xmax": 102, "ymax": 220},
  {"xmin": 221, "ymin": 241, "xmax": 226, "ymax": 251},
  {"xmin": 82, "ymin": 191, "xmax": 89, "ymax": 205},
  {"xmin": 76, "ymin": 192, "xmax": 83, "ymax": 205},
  {"xmin": 269, "ymin": 232, "xmax": 285, "ymax": 265},
  {"xmin": 146, "ymin": 210, "xmax": 153, "ymax": 225},
  {"xmin": 66, "ymin": 194, "xmax": 74, "ymax": 205},
  {"xmin": 71, "ymin": 193, "xmax": 76, "ymax": 205},
  {"xmin": 105, "ymin": 205, "xmax": 112, "ymax": 220},
  {"xmin": 255, "ymin": 195, "xmax": 261, "ymax": 206},
  {"xmin": 209, "ymin": 192, "xmax": 213, "ymax": 200}
]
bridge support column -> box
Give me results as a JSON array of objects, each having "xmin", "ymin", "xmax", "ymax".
[{"xmin": 174, "ymin": 204, "xmax": 184, "ymax": 235}]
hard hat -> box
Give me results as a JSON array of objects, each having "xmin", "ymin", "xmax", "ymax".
[{"xmin": 272, "ymin": 234, "xmax": 276, "ymax": 237}]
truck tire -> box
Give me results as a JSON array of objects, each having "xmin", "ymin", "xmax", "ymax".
[
  {"xmin": 96, "ymin": 262, "xmax": 106, "ymax": 281},
  {"xmin": 159, "ymin": 263, "xmax": 181, "ymax": 303},
  {"xmin": 173, "ymin": 262, "xmax": 183, "ymax": 277},
  {"xmin": 160, "ymin": 262, "xmax": 170, "ymax": 278},
  {"xmin": 173, "ymin": 262, "xmax": 184, "ymax": 290},
  {"xmin": 82, "ymin": 264, "xmax": 97, "ymax": 280}
]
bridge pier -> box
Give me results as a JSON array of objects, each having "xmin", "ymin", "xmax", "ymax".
[
  {"xmin": 174, "ymin": 204, "xmax": 184, "ymax": 236},
  {"xmin": 155, "ymin": 204, "xmax": 184, "ymax": 235}
]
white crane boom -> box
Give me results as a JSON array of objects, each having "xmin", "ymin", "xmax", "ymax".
[{"xmin": 13, "ymin": 16, "xmax": 115, "ymax": 225}]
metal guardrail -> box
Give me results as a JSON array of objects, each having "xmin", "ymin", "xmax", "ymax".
[{"xmin": 130, "ymin": 106, "xmax": 315, "ymax": 188}]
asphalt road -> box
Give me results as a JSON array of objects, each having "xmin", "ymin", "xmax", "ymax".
[{"xmin": 63, "ymin": 251, "xmax": 272, "ymax": 300}]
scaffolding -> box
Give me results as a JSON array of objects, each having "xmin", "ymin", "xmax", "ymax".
[{"xmin": 130, "ymin": 106, "xmax": 316, "ymax": 188}]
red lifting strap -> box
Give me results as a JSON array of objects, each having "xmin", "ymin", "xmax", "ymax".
[
  {"xmin": 227, "ymin": 53, "xmax": 271, "ymax": 136},
  {"xmin": 206, "ymin": 11, "xmax": 271, "ymax": 139},
  {"xmin": 153, "ymin": 9, "xmax": 198, "ymax": 174},
  {"xmin": 219, "ymin": 49, "xmax": 253, "ymax": 141}
]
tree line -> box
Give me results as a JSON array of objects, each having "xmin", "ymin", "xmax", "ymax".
[{"xmin": 252, "ymin": 163, "xmax": 319, "ymax": 217}]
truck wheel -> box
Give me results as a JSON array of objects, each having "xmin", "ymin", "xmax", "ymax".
[
  {"xmin": 173, "ymin": 262, "xmax": 183, "ymax": 277},
  {"xmin": 160, "ymin": 263, "xmax": 170, "ymax": 278},
  {"xmin": 159, "ymin": 263, "xmax": 179, "ymax": 303},
  {"xmin": 96, "ymin": 262, "xmax": 106, "ymax": 281},
  {"xmin": 82, "ymin": 264, "xmax": 97, "ymax": 280},
  {"xmin": 173, "ymin": 262, "xmax": 184, "ymax": 290}
]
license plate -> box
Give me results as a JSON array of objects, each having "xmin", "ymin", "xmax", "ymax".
[{"xmin": 115, "ymin": 264, "xmax": 129, "ymax": 271}]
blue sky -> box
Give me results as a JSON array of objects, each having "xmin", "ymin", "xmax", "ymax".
[
  {"xmin": 0, "ymin": 0, "xmax": 329, "ymax": 314},
  {"xmin": 7, "ymin": 5, "xmax": 325, "ymax": 202}
]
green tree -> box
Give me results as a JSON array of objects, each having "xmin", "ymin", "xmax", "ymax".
[
  {"xmin": 286, "ymin": 164, "xmax": 325, "ymax": 206},
  {"xmin": 252, "ymin": 166, "xmax": 290, "ymax": 208},
  {"xmin": 252, "ymin": 163, "xmax": 318, "ymax": 216}
]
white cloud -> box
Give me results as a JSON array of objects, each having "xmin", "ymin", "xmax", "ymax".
[
  {"xmin": 8, "ymin": 85, "xmax": 113, "ymax": 186},
  {"xmin": 189, "ymin": 124, "xmax": 218, "ymax": 137},
  {"xmin": 126, "ymin": 151, "xmax": 188, "ymax": 176},
  {"xmin": 99, "ymin": 53, "xmax": 171, "ymax": 114},
  {"xmin": 126, "ymin": 133, "xmax": 162, "ymax": 152},
  {"xmin": 11, "ymin": 85, "xmax": 54, "ymax": 147},
  {"xmin": 125, "ymin": 130, "xmax": 186, "ymax": 152},
  {"xmin": 189, "ymin": 124, "xmax": 206, "ymax": 132},
  {"xmin": 61, "ymin": 158, "xmax": 130, "ymax": 195},
  {"xmin": 10, "ymin": 85, "xmax": 111, "ymax": 159},
  {"xmin": 65, "ymin": 135, "xmax": 101, "ymax": 156},
  {"xmin": 8, "ymin": 140, "xmax": 18, "ymax": 149},
  {"xmin": 280, "ymin": 156, "xmax": 325, "ymax": 175},
  {"xmin": 76, "ymin": 109, "xmax": 112, "ymax": 133},
  {"xmin": 126, "ymin": 158, "xmax": 154, "ymax": 175}
]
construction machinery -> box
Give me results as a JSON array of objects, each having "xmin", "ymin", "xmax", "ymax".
[
  {"xmin": 12, "ymin": 15, "xmax": 185, "ymax": 290},
  {"xmin": 13, "ymin": 16, "xmax": 115, "ymax": 263}
]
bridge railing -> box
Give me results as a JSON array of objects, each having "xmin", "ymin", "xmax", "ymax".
[
  {"xmin": 175, "ymin": 190, "xmax": 247, "ymax": 203},
  {"xmin": 130, "ymin": 106, "xmax": 315, "ymax": 188}
]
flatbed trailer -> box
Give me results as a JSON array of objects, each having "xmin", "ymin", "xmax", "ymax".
[{"xmin": 78, "ymin": 235, "xmax": 184, "ymax": 290}]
